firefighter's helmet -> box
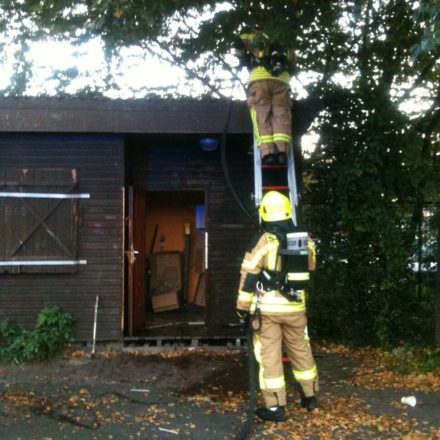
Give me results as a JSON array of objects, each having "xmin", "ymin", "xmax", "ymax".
[{"xmin": 259, "ymin": 191, "xmax": 292, "ymax": 222}]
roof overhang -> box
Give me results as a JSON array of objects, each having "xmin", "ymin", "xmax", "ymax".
[{"xmin": 0, "ymin": 98, "xmax": 252, "ymax": 134}]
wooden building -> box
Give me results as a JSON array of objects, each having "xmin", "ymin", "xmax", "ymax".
[{"xmin": 0, "ymin": 98, "xmax": 257, "ymax": 343}]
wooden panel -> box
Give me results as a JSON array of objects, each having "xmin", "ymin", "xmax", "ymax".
[
  {"xmin": 0, "ymin": 134, "xmax": 124, "ymax": 341},
  {"xmin": 0, "ymin": 99, "xmax": 252, "ymax": 134}
]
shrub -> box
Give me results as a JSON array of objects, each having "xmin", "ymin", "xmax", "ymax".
[
  {"xmin": 0, "ymin": 306, "xmax": 74, "ymax": 364},
  {"xmin": 383, "ymin": 345, "xmax": 440, "ymax": 375}
]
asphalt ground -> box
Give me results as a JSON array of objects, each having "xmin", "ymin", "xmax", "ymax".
[{"xmin": 0, "ymin": 347, "xmax": 439, "ymax": 439}]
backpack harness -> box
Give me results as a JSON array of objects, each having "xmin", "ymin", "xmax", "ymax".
[{"xmin": 259, "ymin": 231, "xmax": 310, "ymax": 303}]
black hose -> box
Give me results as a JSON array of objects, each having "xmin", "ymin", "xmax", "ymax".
[
  {"xmin": 220, "ymin": 101, "xmax": 258, "ymax": 439},
  {"xmin": 234, "ymin": 319, "xmax": 257, "ymax": 440},
  {"xmin": 220, "ymin": 100, "xmax": 260, "ymax": 439},
  {"xmin": 220, "ymin": 101, "xmax": 258, "ymax": 226}
]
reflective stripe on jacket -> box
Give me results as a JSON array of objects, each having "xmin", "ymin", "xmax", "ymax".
[
  {"xmin": 249, "ymin": 66, "xmax": 290, "ymax": 85},
  {"xmin": 237, "ymin": 289, "xmax": 306, "ymax": 314}
]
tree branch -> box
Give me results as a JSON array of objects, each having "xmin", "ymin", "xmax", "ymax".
[
  {"xmin": 396, "ymin": 54, "xmax": 440, "ymax": 104},
  {"xmin": 146, "ymin": 39, "xmax": 230, "ymax": 99}
]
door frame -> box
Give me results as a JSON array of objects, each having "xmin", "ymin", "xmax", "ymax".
[
  {"xmin": 125, "ymin": 186, "xmax": 147, "ymax": 336},
  {"xmin": 124, "ymin": 187, "xmax": 209, "ymax": 336}
]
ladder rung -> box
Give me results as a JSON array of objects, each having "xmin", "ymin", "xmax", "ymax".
[
  {"xmin": 263, "ymin": 186, "xmax": 289, "ymax": 190},
  {"xmin": 261, "ymin": 164, "xmax": 288, "ymax": 169}
]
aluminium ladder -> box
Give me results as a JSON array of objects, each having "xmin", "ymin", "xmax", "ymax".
[{"xmin": 253, "ymin": 138, "xmax": 299, "ymax": 225}]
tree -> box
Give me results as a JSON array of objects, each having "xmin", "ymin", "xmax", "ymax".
[
  {"xmin": 0, "ymin": 0, "xmax": 439, "ymax": 346},
  {"xmin": 0, "ymin": 1, "xmax": 346, "ymax": 97},
  {"xmin": 303, "ymin": 0, "xmax": 440, "ymax": 346}
]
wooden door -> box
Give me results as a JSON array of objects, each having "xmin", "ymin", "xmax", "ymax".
[{"xmin": 126, "ymin": 187, "xmax": 146, "ymax": 336}]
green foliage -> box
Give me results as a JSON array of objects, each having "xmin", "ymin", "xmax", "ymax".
[
  {"xmin": 305, "ymin": 94, "xmax": 438, "ymax": 346},
  {"xmin": 0, "ymin": 319, "xmax": 23, "ymax": 341},
  {"xmin": 411, "ymin": 0, "xmax": 440, "ymax": 58},
  {"xmin": 303, "ymin": 2, "xmax": 440, "ymax": 346},
  {"xmin": 0, "ymin": 307, "xmax": 74, "ymax": 364},
  {"xmin": 383, "ymin": 346, "xmax": 440, "ymax": 374}
]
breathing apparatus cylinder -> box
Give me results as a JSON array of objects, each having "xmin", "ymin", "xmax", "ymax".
[{"xmin": 280, "ymin": 231, "xmax": 311, "ymax": 290}]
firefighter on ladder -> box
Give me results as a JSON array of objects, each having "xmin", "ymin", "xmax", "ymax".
[
  {"xmin": 236, "ymin": 191, "xmax": 318, "ymax": 422},
  {"xmin": 233, "ymin": 25, "xmax": 295, "ymax": 165}
]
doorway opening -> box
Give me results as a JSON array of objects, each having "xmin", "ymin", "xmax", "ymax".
[{"xmin": 126, "ymin": 188, "xmax": 207, "ymax": 337}]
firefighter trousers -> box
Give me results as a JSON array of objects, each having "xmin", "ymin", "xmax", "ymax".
[
  {"xmin": 253, "ymin": 312, "xmax": 318, "ymax": 408},
  {"xmin": 247, "ymin": 79, "xmax": 292, "ymax": 158}
]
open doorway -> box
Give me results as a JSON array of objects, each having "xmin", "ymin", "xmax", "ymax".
[
  {"xmin": 144, "ymin": 190, "xmax": 207, "ymax": 333},
  {"xmin": 126, "ymin": 188, "xmax": 207, "ymax": 337}
]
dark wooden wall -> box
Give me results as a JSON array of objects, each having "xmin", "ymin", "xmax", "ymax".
[
  {"xmin": 0, "ymin": 134, "xmax": 124, "ymax": 341},
  {"xmin": 129, "ymin": 134, "xmax": 258, "ymax": 328}
]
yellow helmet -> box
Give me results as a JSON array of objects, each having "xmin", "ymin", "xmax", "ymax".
[{"xmin": 259, "ymin": 191, "xmax": 292, "ymax": 222}]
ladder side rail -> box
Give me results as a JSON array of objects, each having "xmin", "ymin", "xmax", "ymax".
[
  {"xmin": 253, "ymin": 136, "xmax": 263, "ymax": 207},
  {"xmin": 287, "ymin": 145, "xmax": 299, "ymax": 225}
]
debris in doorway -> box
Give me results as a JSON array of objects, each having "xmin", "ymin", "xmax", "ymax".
[
  {"xmin": 159, "ymin": 236, "xmax": 166, "ymax": 251},
  {"xmin": 145, "ymin": 224, "xmax": 159, "ymax": 308},
  {"xmin": 182, "ymin": 222, "xmax": 191, "ymax": 305},
  {"xmin": 193, "ymin": 273, "xmax": 206, "ymax": 307},
  {"xmin": 150, "ymin": 252, "xmax": 182, "ymax": 312}
]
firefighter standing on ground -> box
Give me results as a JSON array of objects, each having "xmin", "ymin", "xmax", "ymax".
[
  {"xmin": 236, "ymin": 191, "xmax": 318, "ymax": 422},
  {"xmin": 234, "ymin": 26, "xmax": 295, "ymax": 165}
]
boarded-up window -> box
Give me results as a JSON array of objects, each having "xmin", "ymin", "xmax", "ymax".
[{"xmin": 0, "ymin": 168, "xmax": 88, "ymax": 274}]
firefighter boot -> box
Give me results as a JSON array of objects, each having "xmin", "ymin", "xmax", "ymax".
[
  {"xmin": 277, "ymin": 152, "xmax": 287, "ymax": 165},
  {"xmin": 261, "ymin": 153, "xmax": 277, "ymax": 165},
  {"xmin": 301, "ymin": 396, "xmax": 318, "ymax": 412},
  {"xmin": 296, "ymin": 382, "xmax": 318, "ymax": 412},
  {"xmin": 261, "ymin": 145, "xmax": 279, "ymax": 165},
  {"xmin": 256, "ymin": 405, "xmax": 286, "ymax": 422}
]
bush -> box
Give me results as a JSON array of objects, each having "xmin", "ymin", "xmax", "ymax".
[
  {"xmin": 0, "ymin": 307, "xmax": 74, "ymax": 364},
  {"xmin": 383, "ymin": 346, "xmax": 440, "ymax": 375}
]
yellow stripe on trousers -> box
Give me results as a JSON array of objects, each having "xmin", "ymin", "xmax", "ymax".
[
  {"xmin": 293, "ymin": 365, "xmax": 318, "ymax": 381},
  {"xmin": 250, "ymin": 107, "xmax": 274, "ymax": 146},
  {"xmin": 254, "ymin": 335, "xmax": 286, "ymax": 391}
]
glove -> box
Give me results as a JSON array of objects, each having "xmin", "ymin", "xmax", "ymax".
[{"xmin": 237, "ymin": 310, "xmax": 250, "ymax": 329}]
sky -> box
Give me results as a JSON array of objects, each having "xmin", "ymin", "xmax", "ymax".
[
  {"xmin": 25, "ymin": 39, "xmax": 192, "ymax": 98},
  {"xmin": 24, "ymin": 38, "xmax": 321, "ymax": 100}
]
